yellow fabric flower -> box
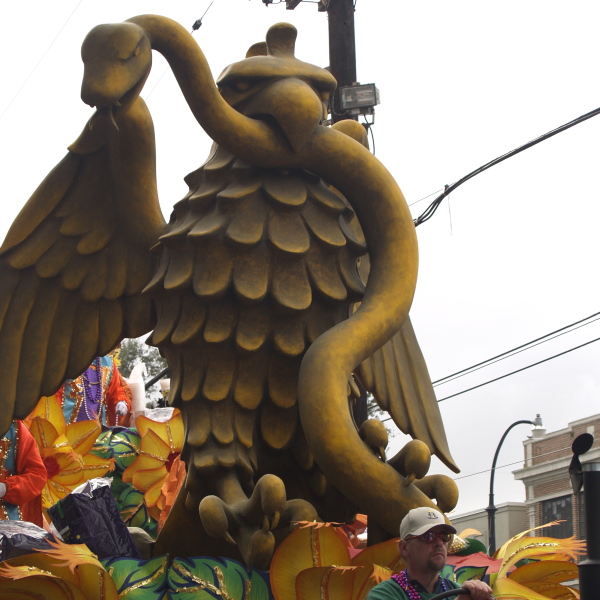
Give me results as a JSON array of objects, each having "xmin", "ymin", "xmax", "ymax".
[
  {"xmin": 0, "ymin": 538, "xmax": 118, "ymax": 599},
  {"xmin": 26, "ymin": 396, "xmax": 114, "ymax": 508},
  {"xmin": 122, "ymin": 409, "xmax": 183, "ymax": 520}
]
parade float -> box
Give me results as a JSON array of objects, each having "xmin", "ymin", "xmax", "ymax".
[{"xmin": 0, "ymin": 12, "xmax": 586, "ymax": 600}]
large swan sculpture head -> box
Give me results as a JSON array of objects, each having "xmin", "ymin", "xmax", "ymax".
[{"xmin": 80, "ymin": 23, "xmax": 152, "ymax": 118}]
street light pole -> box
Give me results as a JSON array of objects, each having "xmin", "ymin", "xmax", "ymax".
[{"xmin": 487, "ymin": 415, "xmax": 544, "ymax": 555}]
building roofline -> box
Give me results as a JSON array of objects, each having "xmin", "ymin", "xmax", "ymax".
[
  {"xmin": 523, "ymin": 413, "xmax": 600, "ymax": 445},
  {"xmin": 450, "ymin": 502, "xmax": 526, "ymax": 520}
]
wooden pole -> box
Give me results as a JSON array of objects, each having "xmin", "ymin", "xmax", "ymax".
[{"xmin": 327, "ymin": 0, "xmax": 357, "ymax": 123}]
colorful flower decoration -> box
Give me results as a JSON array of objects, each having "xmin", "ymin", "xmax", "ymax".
[
  {"xmin": 122, "ymin": 409, "xmax": 183, "ymax": 521},
  {"xmin": 269, "ymin": 522, "xmax": 353, "ymax": 600},
  {"xmin": 0, "ymin": 538, "xmax": 119, "ymax": 599},
  {"xmin": 26, "ymin": 396, "xmax": 113, "ymax": 508},
  {"xmin": 491, "ymin": 520, "xmax": 585, "ymax": 599}
]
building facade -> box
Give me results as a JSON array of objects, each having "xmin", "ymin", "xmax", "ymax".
[
  {"xmin": 513, "ymin": 413, "xmax": 600, "ymax": 539},
  {"xmin": 450, "ymin": 502, "xmax": 527, "ymax": 550}
]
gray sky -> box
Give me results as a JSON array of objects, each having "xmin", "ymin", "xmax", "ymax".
[{"xmin": 1, "ymin": 1, "xmax": 599, "ymax": 519}]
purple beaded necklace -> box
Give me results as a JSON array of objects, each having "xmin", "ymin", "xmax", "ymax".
[
  {"xmin": 80, "ymin": 357, "xmax": 103, "ymax": 420},
  {"xmin": 392, "ymin": 570, "xmax": 448, "ymax": 599}
]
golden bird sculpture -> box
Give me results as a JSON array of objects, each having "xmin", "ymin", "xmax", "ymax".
[{"xmin": 0, "ymin": 15, "xmax": 459, "ymax": 568}]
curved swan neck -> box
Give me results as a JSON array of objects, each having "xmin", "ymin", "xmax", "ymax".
[{"xmin": 127, "ymin": 14, "xmax": 285, "ymax": 162}]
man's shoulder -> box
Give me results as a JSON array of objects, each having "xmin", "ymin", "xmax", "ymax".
[
  {"xmin": 366, "ymin": 575, "xmax": 461, "ymax": 599},
  {"xmin": 366, "ymin": 578, "xmax": 406, "ymax": 600}
]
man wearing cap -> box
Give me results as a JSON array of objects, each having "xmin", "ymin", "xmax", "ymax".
[{"xmin": 366, "ymin": 507, "xmax": 495, "ymax": 599}]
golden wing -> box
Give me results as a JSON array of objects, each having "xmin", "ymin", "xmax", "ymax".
[
  {"xmin": 355, "ymin": 313, "xmax": 459, "ymax": 473},
  {"xmin": 0, "ymin": 102, "xmax": 166, "ymax": 433}
]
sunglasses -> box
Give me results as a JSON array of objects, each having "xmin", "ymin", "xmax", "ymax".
[{"xmin": 407, "ymin": 531, "xmax": 453, "ymax": 544}]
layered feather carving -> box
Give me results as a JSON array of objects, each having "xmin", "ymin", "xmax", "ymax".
[{"xmin": 149, "ymin": 146, "xmax": 367, "ymax": 488}]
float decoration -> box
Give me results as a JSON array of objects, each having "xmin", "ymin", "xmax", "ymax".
[{"xmin": 1, "ymin": 12, "xmax": 460, "ymax": 565}]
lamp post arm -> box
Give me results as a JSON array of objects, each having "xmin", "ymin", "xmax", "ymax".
[
  {"xmin": 489, "ymin": 420, "xmax": 535, "ymax": 498},
  {"xmin": 487, "ymin": 419, "xmax": 535, "ymax": 556}
]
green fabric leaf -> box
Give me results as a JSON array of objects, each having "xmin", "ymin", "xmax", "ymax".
[
  {"xmin": 439, "ymin": 565, "xmax": 456, "ymax": 581},
  {"xmin": 117, "ymin": 484, "xmax": 158, "ymax": 538},
  {"xmin": 110, "ymin": 428, "xmax": 141, "ymax": 472},
  {"xmin": 111, "ymin": 473, "xmax": 129, "ymax": 498},
  {"xmin": 102, "ymin": 555, "xmax": 168, "ymax": 599},
  {"xmin": 167, "ymin": 556, "xmax": 271, "ymax": 600},
  {"xmin": 453, "ymin": 566, "xmax": 488, "ymax": 584},
  {"xmin": 91, "ymin": 430, "xmax": 114, "ymax": 460},
  {"xmin": 91, "ymin": 428, "xmax": 140, "ymax": 473}
]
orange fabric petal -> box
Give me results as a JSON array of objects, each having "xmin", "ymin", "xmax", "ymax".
[
  {"xmin": 296, "ymin": 566, "xmax": 355, "ymax": 600},
  {"xmin": 52, "ymin": 453, "xmax": 84, "ymax": 486},
  {"xmin": 132, "ymin": 466, "xmax": 167, "ymax": 493},
  {"xmin": 44, "ymin": 479, "xmax": 81, "ymax": 507},
  {"xmin": 144, "ymin": 475, "xmax": 168, "ymax": 508},
  {"xmin": 81, "ymin": 454, "xmax": 114, "ymax": 481},
  {"xmin": 25, "ymin": 396, "xmax": 66, "ymax": 435},
  {"xmin": 0, "ymin": 575, "xmax": 87, "ymax": 599},
  {"xmin": 493, "ymin": 576, "xmax": 557, "ymax": 600},
  {"xmin": 29, "ymin": 417, "xmax": 60, "ymax": 450},
  {"xmin": 270, "ymin": 524, "xmax": 351, "ymax": 600},
  {"xmin": 136, "ymin": 409, "xmax": 184, "ymax": 452},
  {"xmin": 122, "ymin": 455, "xmax": 165, "ymax": 484},
  {"xmin": 138, "ymin": 429, "xmax": 171, "ymax": 462},
  {"xmin": 66, "ymin": 421, "xmax": 102, "ymax": 456},
  {"xmin": 158, "ymin": 455, "xmax": 186, "ymax": 533},
  {"xmin": 351, "ymin": 539, "xmax": 404, "ymax": 571}
]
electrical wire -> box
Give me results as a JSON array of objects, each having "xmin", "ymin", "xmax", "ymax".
[
  {"xmin": 453, "ymin": 444, "xmax": 575, "ymax": 481},
  {"xmin": 368, "ymin": 124, "xmax": 376, "ymax": 155},
  {"xmin": 145, "ymin": 1, "xmax": 215, "ymax": 101},
  {"xmin": 436, "ymin": 335, "xmax": 600, "ymax": 403},
  {"xmin": 408, "ymin": 188, "xmax": 445, "ymax": 207},
  {"xmin": 433, "ymin": 311, "xmax": 600, "ymax": 386},
  {"xmin": 0, "ymin": 1, "xmax": 84, "ymax": 124},
  {"xmin": 413, "ymin": 105, "xmax": 600, "ymax": 227}
]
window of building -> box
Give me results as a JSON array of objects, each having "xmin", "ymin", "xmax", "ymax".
[{"xmin": 541, "ymin": 495, "xmax": 572, "ymax": 538}]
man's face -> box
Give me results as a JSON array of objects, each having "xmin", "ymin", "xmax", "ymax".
[{"xmin": 399, "ymin": 527, "xmax": 450, "ymax": 574}]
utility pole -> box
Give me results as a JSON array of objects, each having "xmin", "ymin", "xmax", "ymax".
[
  {"xmin": 324, "ymin": 0, "xmax": 358, "ymax": 123},
  {"xmin": 285, "ymin": 0, "xmax": 358, "ymax": 123}
]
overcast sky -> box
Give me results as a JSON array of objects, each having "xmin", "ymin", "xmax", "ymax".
[{"xmin": 1, "ymin": 1, "xmax": 599, "ymax": 520}]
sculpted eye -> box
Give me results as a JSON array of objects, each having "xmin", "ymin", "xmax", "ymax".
[
  {"xmin": 234, "ymin": 80, "xmax": 251, "ymax": 92},
  {"xmin": 122, "ymin": 45, "xmax": 141, "ymax": 61}
]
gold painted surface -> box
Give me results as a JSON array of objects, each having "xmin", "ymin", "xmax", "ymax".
[{"xmin": 0, "ymin": 15, "xmax": 460, "ymax": 567}]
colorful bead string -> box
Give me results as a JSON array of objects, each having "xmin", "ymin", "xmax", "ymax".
[
  {"xmin": 392, "ymin": 569, "xmax": 448, "ymax": 600},
  {"xmin": 81, "ymin": 357, "xmax": 103, "ymax": 420}
]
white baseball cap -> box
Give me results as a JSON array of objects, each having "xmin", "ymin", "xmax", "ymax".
[{"xmin": 399, "ymin": 507, "xmax": 457, "ymax": 539}]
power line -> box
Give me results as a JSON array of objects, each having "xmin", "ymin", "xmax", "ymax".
[
  {"xmin": 433, "ymin": 311, "xmax": 600, "ymax": 386},
  {"xmin": 436, "ymin": 335, "xmax": 600, "ymax": 403},
  {"xmin": 413, "ymin": 104, "xmax": 600, "ymax": 227},
  {"xmin": 453, "ymin": 445, "xmax": 575, "ymax": 481},
  {"xmin": 408, "ymin": 187, "xmax": 445, "ymax": 207},
  {"xmin": 145, "ymin": 2, "xmax": 215, "ymax": 101},
  {"xmin": 0, "ymin": 1, "xmax": 83, "ymax": 123}
]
